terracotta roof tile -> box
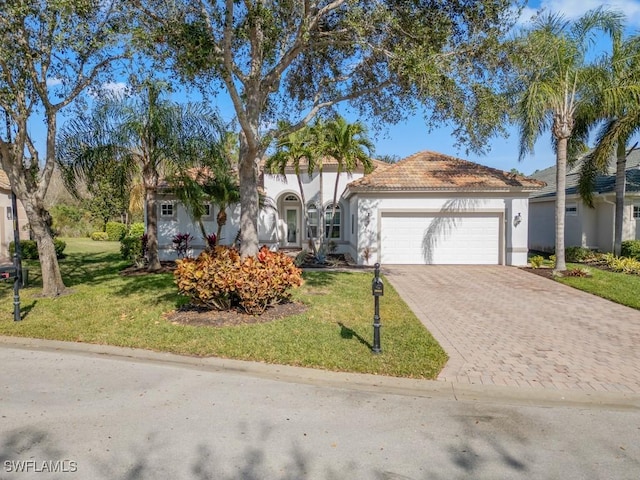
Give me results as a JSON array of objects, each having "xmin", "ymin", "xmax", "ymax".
[
  {"xmin": 0, "ymin": 170, "xmax": 10, "ymax": 190},
  {"xmin": 347, "ymin": 150, "xmax": 545, "ymax": 192}
]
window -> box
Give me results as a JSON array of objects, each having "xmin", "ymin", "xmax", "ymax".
[
  {"xmin": 565, "ymin": 204, "xmax": 577, "ymax": 216},
  {"xmin": 202, "ymin": 203, "xmax": 212, "ymax": 218},
  {"xmin": 160, "ymin": 202, "xmax": 174, "ymax": 217},
  {"xmin": 307, "ymin": 203, "xmax": 318, "ymax": 238},
  {"xmin": 325, "ymin": 204, "xmax": 341, "ymax": 239},
  {"xmin": 284, "ymin": 194, "xmax": 298, "ymax": 202},
  {"xmin": 634, "ymin": 204, "xmax": 640, "ymax": 219}
]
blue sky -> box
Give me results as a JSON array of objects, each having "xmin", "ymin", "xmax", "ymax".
[
  {"xmin": 36, "ymin": 0, "xmax": 640, "ymax": 176},
  {"xmin": 369, "ymin": 0, "xmax": 640, "ymax": 175}
]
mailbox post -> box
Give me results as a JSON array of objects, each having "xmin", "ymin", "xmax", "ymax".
[{"xmin": 371, "ymin": 263, "xmax": 383, "ymax": 354}]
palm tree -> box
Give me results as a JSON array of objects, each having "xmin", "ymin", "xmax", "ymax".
[
  {"xmin": 57, "ymin": 81, "xmax": 223, "ymax": 270},
  {"xmin": 322, "ymin": 116, "xmax": 374, "ymax": 244},
  {"xmin": 513, "ymin": 8, "xmax": 624, "ymax": 271},
  {"xmin": 574, "ymin": 33, "xmax": 640, "ymax": 255},
  {"xmin": 266, "ymin": 125, "xmax": 319, "ymax": 253}
]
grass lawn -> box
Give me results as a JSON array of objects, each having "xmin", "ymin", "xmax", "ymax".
[
  {"xmin": 0, "ymin": 238, "xmax": 447, "ymax": 379},
  {"xmin": 557, "ymin": 263, "xmax": 640, "ymax": 310}
]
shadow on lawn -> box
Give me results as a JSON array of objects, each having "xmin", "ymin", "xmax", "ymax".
[
  {"xmin": 302, "ymin": 270, "xmax": 362, "ymax": 287},
  {"xmin": 337, "ymin": 321, "xmax": 372, "ymax": 349}
]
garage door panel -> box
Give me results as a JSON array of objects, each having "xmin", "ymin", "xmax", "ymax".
[{"xmin": 380, "ymin": 213, "xmax": 501, "ymax": 265}]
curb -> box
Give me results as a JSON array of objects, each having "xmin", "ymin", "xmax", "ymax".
[{"xmin": 1, "ymin": 335, "xmax": 639, "ymax": 410}]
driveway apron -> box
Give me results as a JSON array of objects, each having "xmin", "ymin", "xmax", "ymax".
[{"xmin": 383, "ymin": 265, "xmax": 640, "ymax": 394}]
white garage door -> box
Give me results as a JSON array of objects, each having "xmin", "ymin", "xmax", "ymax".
[{"xmin": 380, "ymin": 212, "xmax": 502, "ymax": 264}]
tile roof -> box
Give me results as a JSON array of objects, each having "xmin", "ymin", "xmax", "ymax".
[
  {"xmin": 531, "ymin": 149, "xmax": 640, "ymax": 199},
  {"xmin": 346, "ymin": 150, "xmax": 545, "ymax": 193},
  {"xmin": 0, "ymin": 169, "xmax": 10, "ymax": 190}
]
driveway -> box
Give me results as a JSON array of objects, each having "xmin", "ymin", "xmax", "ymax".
[{"xmin": 383, "ymin": 265, "xmax": 640, "ymax": 394}]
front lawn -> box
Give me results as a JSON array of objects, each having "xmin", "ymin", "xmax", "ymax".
[
  {"xmin": 0, "ymin": 238, "xmax": 447, "ymax": 379},
  {"xmin": 557, "ymin": 264, "xmax": 640, "ymax": 310}
]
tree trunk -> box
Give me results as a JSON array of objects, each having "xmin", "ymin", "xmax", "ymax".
[
  {"xmin": 554, "ymin": 137, "xmax": 568, "ymax": 272},
  {"xmin": 145, "ymin": 186, "xmax": 162, "ymax": 271},
  {"xmin": 216, "ymin": 207, "xmax": 227, "ymax": 245},
  {"xmin": 238, "ymin": 133, "xmax": 260, "ymax": 257},
  {"xmin": 613, "ymin": 141, "xmax": 626, "ymax": 256},
  {"xmin": 24, "ymin": 201, "xmax": 67, "ymax": 296}
]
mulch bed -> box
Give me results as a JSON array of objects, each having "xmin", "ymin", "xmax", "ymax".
[
  {"xmin": 519, "ymin": 267, "xmax": 555, "ymax": 279},
  {"xmin": 120, "ymin": 261, "xmax": 308, "ymax": 327}
]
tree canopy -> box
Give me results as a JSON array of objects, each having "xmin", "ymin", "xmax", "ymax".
[
  {"xmin": 511, "ymin": 8, "xmax": 625, "ymax": 271},
  {"xmin": 0, "ymin": 0, "xmax": 131, "ymax": 296},
  {"xmin": 137, "ymin": 0, "xmax": 520, "ymax": 256}
]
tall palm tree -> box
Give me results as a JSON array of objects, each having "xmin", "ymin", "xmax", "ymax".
[
  {"xmin": 513, "ymin": 8, "xmax": 624, "ymax": 271},
  {"xmin": 574, "ymin": 33, "xmax": 640, "ymax": 255},
  {"xmin": 323, "ymin": 116, "xmax": 374, "ymax": 244},
  {"xmin": 57, "ymin": 81, "xmax": 223, "ymax": 270},
  {"xmin": 266, "ymin": 125, "xmax": 319, "ymax": 253}
]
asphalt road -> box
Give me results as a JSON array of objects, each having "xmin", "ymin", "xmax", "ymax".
[{"xmin": 0, "ymin": 340, "xmax": 639, "ymax": 480}]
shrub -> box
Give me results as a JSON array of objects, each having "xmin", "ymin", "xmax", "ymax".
[
  {"xmin": 128, "ymin": 222, "xmax": 145, "ymax": 238},
  {"xmin": 549, "ymin": 254, "xmax": 556, "ymax": 268},
  {"xmin": 120, "ymin": 233, "xmax": 148, "ymax": 266},
  {"xmin": 565, "ymin": 267, "xmax": 591, "ymax": 277},
  {"xmin": 50, "ymin": 204, "xmax": 97, "ymax": 237},
  {"xmin": 90, "ymin": 231, "xmax": 109, "ymax": 241},
  {"xmin": 105, "ymin": 221, "xmax": 128, "ymax": 241},
  {"xmin": 565, "ymin": 246, "xmax": 592, "ymax": 263},
  {"xmin": 621, "ymin": 240, "xmax": 640, "ymax": 260},
  {"xmin": 9, "ymin": 239, "xmax": 66, "ymax": 260},
  {"xmin": 606, "ymin": 255, "xmax": 640, "ymax": 275},
  {"xmin": 206, "ymin": 233, "xmax": 217, "ymax": 249},
  {"xmin": 172, "ymin": 232, "xmax": 194, "ymax": 258},
  {"xmin": 174, "ymin": 245, "xmax": 304, "ymax": 315},
  {"xmin": 529, "ymin": 255, "xmax": 544, "ymax": 268}
]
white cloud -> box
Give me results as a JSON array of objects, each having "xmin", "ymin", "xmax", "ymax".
[
  {"xmin": 46, "ymin": 78, "xmax": 63, "ymax": 87},
  {"xmin": 519, "ymin": 0, "xmax": 640, "ymax": 27},
  {"xmin": 89, "ymin": 81, "xmax": 131, "ymax": 99}
]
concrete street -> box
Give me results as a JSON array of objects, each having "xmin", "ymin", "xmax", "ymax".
[{"xmin": 1, "ymin": 339, "xmax": 639, "ymax": 480}]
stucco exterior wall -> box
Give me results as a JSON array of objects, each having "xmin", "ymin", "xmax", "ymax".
[
  {"xmin": 0, "ymin": 190, "xmax": 29, "ymax": 260},
  {"xmin": 528, "ymin": 199, "xmax": 555, "ymax": 252},
  {"xmin": 351, "ymin": 192, "xmax": 530, "ymax": 266},
  {"xmin": 156, "ymin": 193, "xmax": 240, "ymax": 261}
]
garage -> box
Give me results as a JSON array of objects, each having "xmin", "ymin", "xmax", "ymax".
[
  {"xmin": 343, "ymin": 150, "xmax": 544, "ymax": 266},
  {"xmin": 380, "ymin": 211, "xmax": 503, "ymax": 265}
]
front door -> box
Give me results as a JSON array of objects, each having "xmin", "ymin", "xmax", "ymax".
[{"xmin": 285, "ymin": 207, "xmax": 300, "ymax": 247}]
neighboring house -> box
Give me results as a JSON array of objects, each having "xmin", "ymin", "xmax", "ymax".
[
  {"xmin": 0, "ymin": 170, "xmax": 29, "ymax": 260},
  {"xmin": 156, "ymin": 150, "xmax": 544, "ymax": 266},
  {"xmin": 528, "ymin": 150, "xmax": 640, "ymax": 253}
]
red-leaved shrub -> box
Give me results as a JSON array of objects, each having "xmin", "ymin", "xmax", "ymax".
[{"xmin": 174, "ymin": 245, "xmax": 303, "ymax": 315}]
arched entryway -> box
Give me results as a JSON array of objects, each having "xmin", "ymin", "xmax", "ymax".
[{"xmin": 278, "ymin": 193, "xmax": 302, "ymax": 248}]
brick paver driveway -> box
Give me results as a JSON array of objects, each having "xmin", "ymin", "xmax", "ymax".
[{"xmin": 383, "ymin": 265, "xmax": 640, "ymax": 394}]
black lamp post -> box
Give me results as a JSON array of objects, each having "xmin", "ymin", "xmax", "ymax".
[
  {"xmin": 4, "ymin": 109, "xmax": 21, "ymax": 321},
  {"xmin": 371, "ymin": 263, "xmax": 383, "ymax": 354}
]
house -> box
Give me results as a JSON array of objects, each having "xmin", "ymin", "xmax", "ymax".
[
  {"xmin": 528, "ymin": 149, "xmax": 640, "ymax": 253},
  {"xmin": 0, "ymin": 170, "xmax": 29, "ymax": 260},
  {"xmin": 156, "ymin": 150, "xmax": 544, "ymax": 266}
]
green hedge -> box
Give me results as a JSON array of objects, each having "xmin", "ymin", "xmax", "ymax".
[
  {"xmin": 128, "ymin": 222, "xmax": 145, "ymax": 238},
  {"xmin": 105, "ymin": 221, "xmax": 127, "ymax": 241},
  {"xmin": 621, "ymin": 240, "xmax": 640, "ymax": 260},
  {"xmin": 9, "ymin": 239, "xmax": 66, "ymax": 260},
  {"xmin": 90, "ymin": 231, "xmax": 110, "ymax": 241}
]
